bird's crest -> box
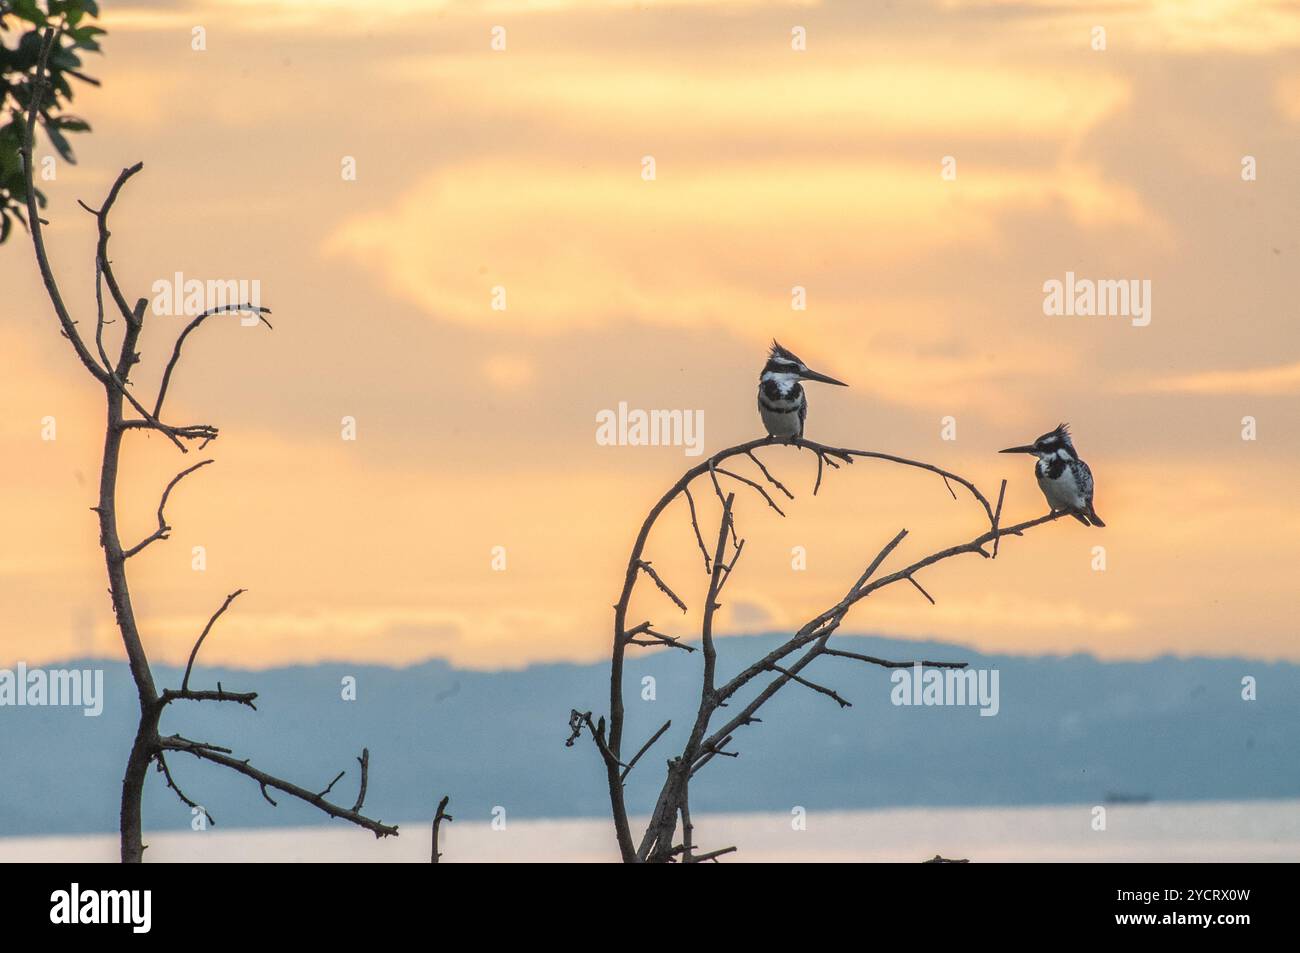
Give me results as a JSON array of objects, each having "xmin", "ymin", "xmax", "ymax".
[
  {"xmin": 1036, "ymin": 422, "xmax": 1076, "ymax": 453},
  {"xmin": 768, "ymin": 340, "xmax": 802, "ymax": 366}
]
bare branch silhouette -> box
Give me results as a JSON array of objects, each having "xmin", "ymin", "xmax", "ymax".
[
  {"xmin": 431, "ymin": 795, "xmax": 453, "ymax": 863},
  {"xmin": 568, "ymin": 434, "xmax": 1067, "ymax": 862},
  {"xmin": 21, "ymin": 27, "xmax": 398, "ymax": 862},
  {"xmin": 121, "ymin": 460, "xmax": 213, "ymax": 559}
]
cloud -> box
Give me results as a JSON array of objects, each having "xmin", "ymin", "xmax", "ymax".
[
  {"xmin": 106, "ymin": 0, "xmax": 1300, "ymax": 54},
  {"xmin": 103, "ymin": 0, "xmax": 819, "ymax": 35},
  {"xmin": 940, "ymin": 0, "xmax": 1300, "ymax": 53},
  {"xmin": 9, "ymin": 0, "xmax": 1300, "ymax": 677},
  {"xmin": 324, "ymin": 158, "xmax": 1156, "ymax": 336},
  {"xmin": 1140, "ymin": 361, "xmax": 1300, "ymax": 395},
  {"xmin": 386, "ymin": 54, "xmax": 1131, "ymax": 142}
]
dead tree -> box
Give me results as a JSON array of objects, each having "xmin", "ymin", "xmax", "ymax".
[
  {"xmin": 20, "ymin": 28, "xmax": 398, "ymax": 862},
  {"xmin": 568, "ymin": 435, "xmax": 1067, "ymax": 862}
]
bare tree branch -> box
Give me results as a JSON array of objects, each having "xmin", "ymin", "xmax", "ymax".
[
  {"xmin": 571, "ymin": 433, "xmax": 1071, "ymax": 862},
  {"xmin": 122, "ymin": 460, "xmax": 213, "ymax": 559},
  {"xmin": 625, "ymin": 622, "xmax": 696, "ymax": 652},
  {"xmin": 745, "ymin": 448, "xmax": 794, "ymax": 500},
  {"xmin": 991, "ymin": 479, "xmax": 1008, "ymax": 559},
  {"xmin": 689, "ymin": 845, "xmax": 738, "ymax": 863},
  {"xmin": 19, "ymin": 48, "xmax": 408, "ymax": 858},
  {"xmin": 181, "ymin": 589, "xmax": 246, "ymax": 692},
  {"xmin": 621, "ymin": 720, "xmax": 672, "ymax": 781},
  {"xmin": 159, "ymin": 686, "xmax": 258, "ymax": 709},
  {"xmin": 154, "ymin": 304, "xmax": 273, "ymax": 419},
  {"xmin": 768, "ymin": 663, "xmax": 852, "ymax": 708},
  {"xmin": 161, "ymin": 735, "xmax": 399, "ymax": 838},
  {"xmin": 317, "ymin": 770, "xmax": 346, "ymax": 799},
  {"xmin": 681, "ymin": 485, "xmax": 712, "ymax": 574},
  {"xmin": 352, "ymin": 749, "xmax": 371, "ymax": 813},
  {"xmin": 431, "ymin": 795, "xmax": 453, "ymax": 863},
  {"xmin": 820, "ymin": 647, "xmax": 966, "ymax": 670},
  {"xmin": 155, "ymin": 752, "xmax": 212, "ymax": 827},
  {"xmin": 699, "ymin": 494, "xmax": 735, "ymax": 696},
  {"xmin": 635, "ymin": 560, "xmax": 688, "ymax": 613},
  {"xmin": 714, "ymin": 465, "xmax": 786, "ymax": 517},
  {"xmin": 906, "ymin": 573, "xmax": 937, "ymax": 605}
]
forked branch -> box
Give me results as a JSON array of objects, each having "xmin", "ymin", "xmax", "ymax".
[
  {"xmin": 160, "ymin": 736, "xmax": 398, "ymax": 838},
  {"xmin": 569, "ymin": 434, "xmax": 1068, "ymax": 862},
  {"xmin": 20, "ymin": 25, "xmax": 400, "ymax": 861}
]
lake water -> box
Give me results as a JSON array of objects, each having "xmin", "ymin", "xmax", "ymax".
[{"xmin": 3, "ymin": 799, "xmax": 1297, "ymax": 862}]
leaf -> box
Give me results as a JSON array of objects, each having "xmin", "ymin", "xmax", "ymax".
[
  {"xmin": 42, "ymin": 122, "xmax": 73, "ymax": 163},
  {"xmin": 52, "ymin": 115, "xmax": 90, "ymax": 132},
  {"xmin": 14, "ymin": 31, "xmax": 44, "ymax": 71},
  {"xmin": 50, "ymin": 47, "xmax": 82, "ymax": 71},
  {"xmin": 0, "ymin": 143, "xmax": 21, "ymax": 175},
  {"xmin": 11, "ymin": 0, "xmax": 49, "ymax": 28}
]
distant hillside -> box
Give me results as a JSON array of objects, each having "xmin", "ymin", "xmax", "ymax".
[{"xmin": 1, "ymin": 635, "xmax": 1294, "ymax": 836}]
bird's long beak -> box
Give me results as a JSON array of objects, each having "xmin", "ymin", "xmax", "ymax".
[
  {"xmin": 999, "ymin": 445, "xmax": 1037, "ymax": 454},
  {"xmin": 800, "ymin": 367, "xmax": 848, "ymax": 387}
]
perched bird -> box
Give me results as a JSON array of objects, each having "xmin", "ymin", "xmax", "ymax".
[
  {"xmin": 757, "ymin": 340, "xmax": 847, "ymax": 440},
  {"xmin": 1000, "ymin": 424, "xmax": 1105, "ymax": 527}
]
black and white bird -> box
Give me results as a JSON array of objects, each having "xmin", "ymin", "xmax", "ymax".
[
  {"xmin": 757, "ymin": 340, "xmax": 847, "ymax": 440},
  {"xmin": 1000, "ymin": 424, "xmax": 1105, "ymax": 527}
]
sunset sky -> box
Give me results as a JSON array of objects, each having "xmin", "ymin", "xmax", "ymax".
[{"xmin": 2, "ymin": 0, "xmax": 1298, "ymax": 672}]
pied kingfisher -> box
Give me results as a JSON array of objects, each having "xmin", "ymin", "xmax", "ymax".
[
  {"xmin": 757, "ymin": 340, "xmax": 847, "ymax": 440},
  {"xmin": 1000, "ymin": 424, "xmax": 1105, "ymax": 527}
]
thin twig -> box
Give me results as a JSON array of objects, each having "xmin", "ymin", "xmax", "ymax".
[
  {"xmin": 155, "ymin": 752, "xmax": 213, "ymax": 827},
  {"xmin": 181, "ymin": 589, "xmax": 246, "ymax": 692},
  {"xmin": 682, "ymin": 485, "xmax": 712, "ymax": 574},
  {"xmin": 714, "ymin": 465, "xmax": 786, "ymax": 517},
  {"xmin": 635, "ymin": 560, "xmax": 688, "ymax": 613},
  {"xmin": 992, "ymin": 479, "xmax": 1007, "ymax": 558},
  {"xmin": 352, "ymin": 749, "xmax": 370, "ymax": 813},
  {"xmin": 317, "ymin": 770, "xmax": 346, "ymax": 799},
  {"xmin": 821, "ymin": 648, "xmax": 967, "ymax": 670},
  {"xmin": 689, "ymin": 846, "xmax": 738, "ymax": 863},
  {"xmin": 154, "ymin": 304, "xmax": 273, "ymax": 418},
  {"xmin": 122, "ymin": 460, "xmax": 213, "ymax": 558},
  {"xmin": 768, "ymin": 663, "xmax": 852, "ymax": 708},
  {"xmin": 621, "ymin": 720, "xmax": 672, "ymax": 781},
  {"xmin": 431, "ymin": 795, "xmax": 453, "ymax": 863},
  {"xmin": 906, "ymin": 574, "xmax": 936, "ymax": 605},
  {"xmin": 746, "ymin": 449, "xmax": 795, "ymax": 500}
]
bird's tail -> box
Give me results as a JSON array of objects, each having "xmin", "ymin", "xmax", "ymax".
[
  {"xmin": 1085, "ymin": 504, "xmax": 1105, "ymax": 528},
  {"xmin": 1070, "ymin": 512, "xmax": 1090, "ymax": 526}
]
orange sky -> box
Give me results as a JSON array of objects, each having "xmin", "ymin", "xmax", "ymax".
[{"xmin": 2, "ymin": 0, "xmax": 1299, "ymax": 671}]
